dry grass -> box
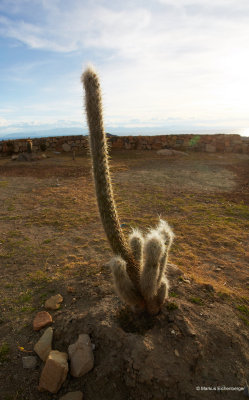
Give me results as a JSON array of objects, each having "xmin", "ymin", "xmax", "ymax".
[{"xmin": 0, "ymin": 152, "xmax": 248, "ymax": 313}]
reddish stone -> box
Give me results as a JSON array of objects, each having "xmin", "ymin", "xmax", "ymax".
[{"xmin": 33, "ymin": 311, "xmax": 52, "ymax": 331}]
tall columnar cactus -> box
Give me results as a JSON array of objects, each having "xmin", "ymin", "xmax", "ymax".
[{"xmin": 82, "ymin": 65, "xmax": 175, "ymax": 315}]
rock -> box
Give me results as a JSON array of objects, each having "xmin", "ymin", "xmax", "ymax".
[
  {"xmin": 59, "ymin": 391, "xmax": 83, "ymax": 400},
  {"xmin": 33, "ymin": 311, "xmax": 52, "ymax": 331},
  {"xmin": 22, "ymin": 356, "xmax": 37, "ymax": 369},
  {"xmin": 45, "ymin": 294, "xmax": 63, "ymax": 310},
  {"xmin": 174, "ymin": 349, "xmax": 179, "ymax": 357},
  {"xmin": 17, "ymin": 153, "xmax": 28, "ymax": 161},
  {"xmin": 68, "ymin": 334, "xmax": 94, "ymax": 377},
  {"xmin": 38, "ymin": 350, "xmax": 68, "ymax": 394},
  {"xmin": 179, "ymin": 317, "xmax": 196, "ymax": 337},
  {"xmin": 157, "ymin": 149, "xmax": 188, "ymax": 156},
  {"xmin": 34, "ymin": 327, "xmax": 53, "ymax": 361},
  {"xmin": 167, "ymin": 263, "xmax": 183, "ymax": 279},
  {"xmin": 172, "ymin": 150, "xmax": 188, "ymax": 156},
  {"xmin": 157, "ymin": 149, "xmax": 173, "ymax": 155},
  {"xmin": 62, "ymin": 143, "xmax": 71, "ymax": 152},
  {"xmin": 205, "ymin": 144, "xmax": 216, "ymax": 153}
]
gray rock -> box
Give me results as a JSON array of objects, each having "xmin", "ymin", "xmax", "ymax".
[
  {"xmin": 62, "ymin": 143, "xmax": 71, "ymax": 152},
  {"xmin": 68, "ymin": 334, "xmax": 94, "ymax": 377},
  {"xmin": 22, "ymin": 356, "xmax": 37, "ymax": 369},
  {"xmin": 34, "ymin": 326, "xmax": 53, "ymax": 361},
  {"xmin": 157, "ymin": 149, "xmax": 174, "ymax": 155},
  {"xmin": 157, "ymin": 149, "xmax": 188, "ymax": 156},
  {"xmin": 59, "ymin": 391, "xmax": 83, "ymax": 400}
]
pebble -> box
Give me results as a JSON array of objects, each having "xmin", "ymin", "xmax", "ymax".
[
  {"xmin": 33, "ymin": 311, "xmax": 52, "ymax": 331},
  {"xmin": 22, "ymin": 356, "xmax": 37, "ymax": 369},
  {"xmin": 174, "ymin": 349, "xmax": 179, "ymax": 357},
  {"xmin": 45, "ymin": 294, "xmax": 63, "ymax": 310}
]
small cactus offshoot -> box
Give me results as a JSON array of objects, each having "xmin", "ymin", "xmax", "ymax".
[
  {"xmin": 82, "ymin": 65, "xmax": 175, "ymax": 315},
  {"xmin": 111, "ymin": 222, "xmax": 174, "ymax": 315}
]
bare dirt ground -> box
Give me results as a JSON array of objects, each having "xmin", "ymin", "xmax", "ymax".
[{"xmin": 0, "ymin": 149, "xmax": 248, "ymax": 400}]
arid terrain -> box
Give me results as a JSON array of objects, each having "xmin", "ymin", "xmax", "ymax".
[{"xmin": 0, "ymin": 149, "xmax": 248, "ymax": 400}]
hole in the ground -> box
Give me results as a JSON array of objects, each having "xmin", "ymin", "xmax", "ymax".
[{"xmin": 115, "ymin": 306, "xmax": 157, "ymax": 334}]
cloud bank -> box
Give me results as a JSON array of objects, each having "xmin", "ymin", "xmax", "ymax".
[{"xmin": 0, "ymin": 0, "xmax": 249, "ymax": 134}]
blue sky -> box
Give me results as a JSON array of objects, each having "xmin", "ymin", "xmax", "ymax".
[{"xmin": 1, "ymin": 0, "xmax": 249, "ymax": 137}]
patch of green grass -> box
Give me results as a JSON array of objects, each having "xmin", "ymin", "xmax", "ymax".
[
  {"xmin": 7, "ymin": 231, "xmax": 20, "ymax": 238},
  {"xmin": 166, "ymin": 302, "xmax": 178, "ymax": 310},
  {"xmin": 236, "ymin": 304, "xmax": 249, "ymax": 315},
  {"xmin": 20, "ymin": 306, "xmax": 36, "ymax": 313},
  {"xmin": 28, "ymin": 270, "xmax": 51, "ymax": 284},
  {"xmin": 4, "ymin": 283, "xmax": 14, "ymax": 289},
  {"xmin": 39, "ymin": 292, "xmax": 49, "ymax": 300},
  {"xmin": 0, "ymin": 181, "xmax": 8, "ymax": 187},
  {"xmin": 17, "ymin": 289, "xmax": 33, "ymax": 304},
  {"xmin": 238, "ymin": 315, "xmax": 249, "ymax": 326},
  {"xmin": 169, "ymin": 291, "xmax": 179, "ymax": 298},
  {"xmin": 42, "ymin": 239, "xmax": 53, "ymax": 244},
  {"xmin": 224, "ymin": 202, "xmax": 249, "ymax": 219},
  {"xmin": 217, "ymin": 291, "xmax": 231, "ymax": 300},
  {"xmin": 0, "ymin": 342, "xmax": 10, "ymax": 362},
  {"xmin": 239, "ymin": 296, "xmax": 249, "ymax": 305},
  {"xmin": 189, "ymin": 297, "xmax": 204, "ymax": 305}
]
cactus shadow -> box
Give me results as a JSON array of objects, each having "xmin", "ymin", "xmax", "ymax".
[{"xmin": 115, "ymin": 306, "xmax": 157, "ymax": 335}]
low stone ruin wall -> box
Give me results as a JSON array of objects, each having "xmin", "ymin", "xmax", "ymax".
[{"xmin": 0, "ymin": 133, "xmax": 249, "ymax": 156}]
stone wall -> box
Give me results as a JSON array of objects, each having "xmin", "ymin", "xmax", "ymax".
[{"xmin": 0, "ymin": 134, "xmax": 249, "ymax": 156}]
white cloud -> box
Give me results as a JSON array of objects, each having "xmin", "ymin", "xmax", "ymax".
[
  {"xmin": 1, "ymin": 0, "xmax": 249, "ymax": 130},
  {"xmin": 0, "ymin": 117, "xmax": 9, "ymax": 127}
]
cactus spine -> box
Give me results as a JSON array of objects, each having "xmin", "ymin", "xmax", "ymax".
[{"xmin": 82, "ymin": 65, "xmax": 174, "ymax": 315}]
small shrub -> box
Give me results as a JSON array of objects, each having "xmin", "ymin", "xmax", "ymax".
[
  {"xmin": 0, "ymin": 342, "xmax": 10, "ymax": 362},
  {"xmin": 189, "ymin": 297, "xmax": 203, "ymax": 305},
  {"xmin": 236, "ymin": 304, "xmax": 249, "ymax": 315},
  {"xmin": 238, "ymin": 315, "xmax": 249, "ymax": 326},
  {"xmin": 166, "ymin": 302, "xmax": 178, "ymax": 310},
  {"xmin": 40, "ymin": 141, "xmax": 47, "ymax": 152},
  {"xmin": 169, "ymin": 291, "xmax": 179, "ymax": 298}
]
